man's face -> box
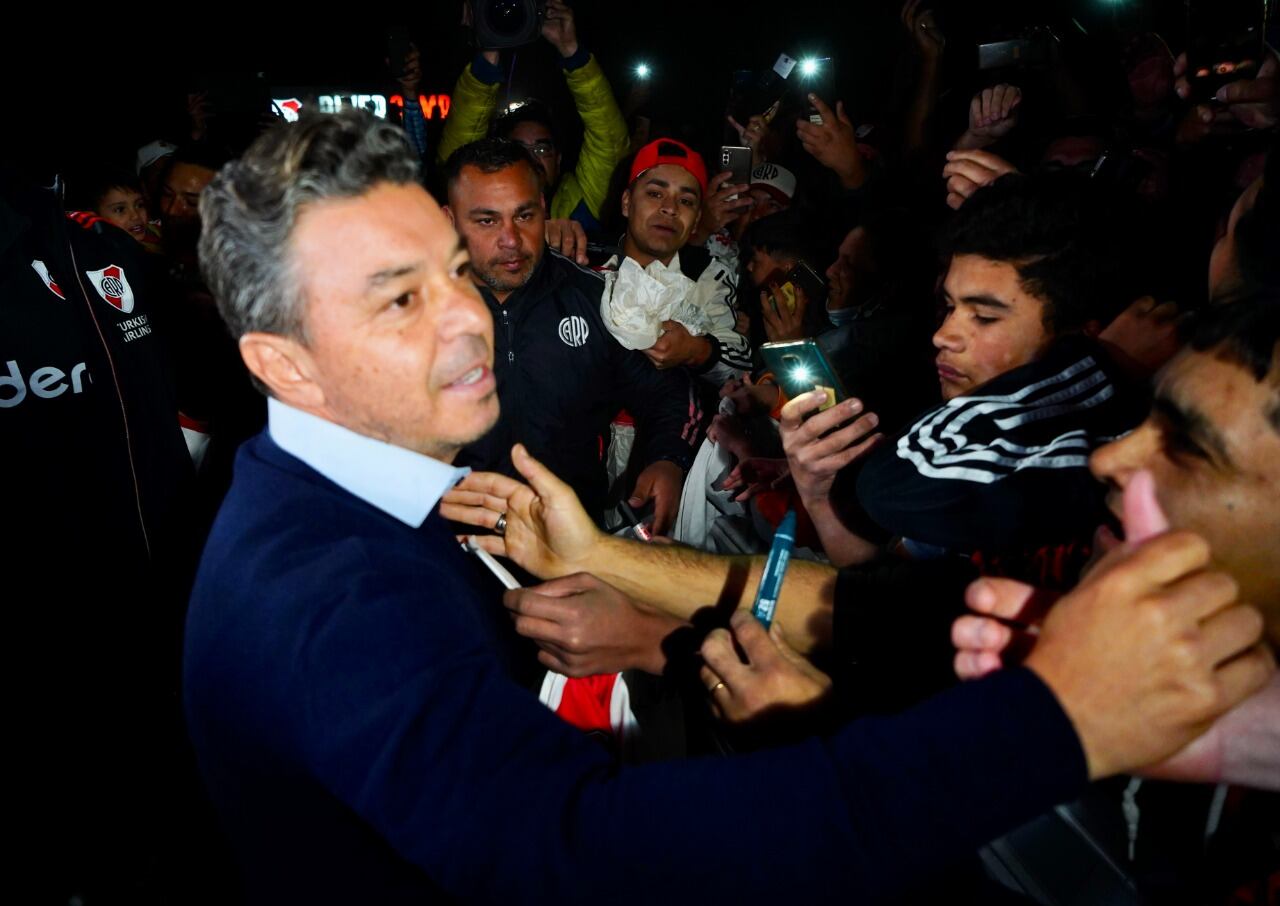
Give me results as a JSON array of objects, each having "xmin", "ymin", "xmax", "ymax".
[
  {"xmin": 288, "ymin": 182, "xmax": 498, "ymax": 460},
  {"xmin": 825, "ymin": 226, "xmax": 874, "ymax": 308},
  {"xmin": 1208, "ymin": 175, "xmax": 1262, "ymax": 301},
  {"xmin": 446, "ymin": 162, "xmax": 546, "ymax": 302},
  {"xmin": 933, "ymin": 254, "xmax": 1054, "ymax": 400},
  {"xmin": 507, "ymin": 120, "xmax": 561, "ymax": 188},
  {"xmin": 745, "ymin": 247, "xmax": 794, "ymax": 289},
  {"xmin": 745, "ymin": 187, "xmax": 788, "ymax": 225},
  {"xmin": 1090, "ymin": 349, "xmax": 1280, "ymax": 640},
  {"xmin": 621, "ymin": 164, "xmax": 702, "ymax": 265},
  {"xmin": 160, "ymin": 161, "xmax": 216, "ymax": 225}
]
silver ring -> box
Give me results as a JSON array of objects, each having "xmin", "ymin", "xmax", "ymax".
[
  {"xmin": 494, "ymin": 514, "xmax": 507, "ymax": 536},
  {"xmin": 708, "ymin": 681, "xmax": 726, "ymax": 695}
]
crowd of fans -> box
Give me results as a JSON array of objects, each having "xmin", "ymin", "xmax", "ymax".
[{"xmin": 4, "ymin": 1, "xmax": 1279, "ymax": 903}]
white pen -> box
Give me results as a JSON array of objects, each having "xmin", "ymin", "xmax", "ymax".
[{"xmin": 463, "ymin": 535, "xmax": 522, "ymax": 590}]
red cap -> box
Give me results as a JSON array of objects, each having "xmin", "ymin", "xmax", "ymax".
[{"xmin": 628, "ymin": 138, "xmax": 707, "ymax": 195}]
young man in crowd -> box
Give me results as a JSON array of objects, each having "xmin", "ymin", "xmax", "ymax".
[
  {"xmin": 787, "ymin": 173, "xmax": 1142, "ymax": 567},
  {"xmin": 954, "ymin": 295, "xmax": 1280, "ymax": 786},
  {"xmin": 598, "ymin": 138, "xmax": 752, "ymax": 385},
  {"xmin": 442, "ymin": 137, "xmax": 697, "ymax": 534},
  {"xmin": 157, "ymin": 143, "xmax": 226, "ymax": 283},
  {"xmin": 948, "ymin": 296, "xmax": 1280, "ymax": 901}
]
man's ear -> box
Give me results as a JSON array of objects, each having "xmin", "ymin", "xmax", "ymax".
[
  {"xmin": 239, "ymin": 332, "xmax": 326, "ymax": 412},
  {"xmin": 621, "ymin": 188, "xmax": 631, "ymax": 218},
  {"xmin": 443, "ymin": 204, "xmax": 456, "ymax": 228}
]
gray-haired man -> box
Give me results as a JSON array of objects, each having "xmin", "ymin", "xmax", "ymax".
[{"xmin": 184, "ymin": 109, "xmax": 1271, "ymax": 904}]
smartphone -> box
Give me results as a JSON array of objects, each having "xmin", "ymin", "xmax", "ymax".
[
  {"xmin": 785, "ymin": 261, "xmax": 827, "ymax": 307},
  {"xmin": 978, "ymin": 28, "xmax": 1056, "ymax": 71},
  {"xmin": 764, "ymin": 260, "xmax": 827, "ymax": 313},
  {"xmin": 719, "ymin": 145, "xmax": 753, "ymax": 186},
  {"xmin": 1186, "ymin": 0, "xmax": 1266, "ymax": 103},
  {"xmin": 795, "ymin": 57, "xmax": 835, "ymax": 124},
  {"xmin": 755, "ymin": 53, "xmax": 798, "ymax": 118},
  {"xmin": 1089, "ymin": 148, "xmax": 1153, "ymax": 195},
  {"xmin": 760, "ymin": 339, "xmax": 846, "ymax": 410}
]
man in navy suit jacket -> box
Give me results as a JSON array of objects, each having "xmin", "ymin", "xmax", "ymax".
[{"xmin": 183, "ymin": 109, "xmax": 1272, "ymax": 904}]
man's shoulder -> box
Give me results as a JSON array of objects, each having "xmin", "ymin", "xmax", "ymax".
[
  {"xmin": 681, "ymin": 247, "xmax": 738, "ymax": 296},
  {"xmin": 191, "ymin": 435, "xmax": 472, "ymax": 639},
  {"xmin": 546, "ymin": 249, "xmax": 606, "ymax": 297},
  {"xmin": 203, "ymin": 434, "xmax": 406, "ymax": 566}
]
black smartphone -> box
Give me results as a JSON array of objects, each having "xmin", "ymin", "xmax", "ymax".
[
  {"xmin": 795, "ymin": 57, "xmax": 835, "ymax": 124},
  {"xmin": 1089, "ymin": 148, "xmax": 1153, "ymax": 195},
  {"xmin": 764, "ymin": 260, "xmax": 827, "ymax": 312},
  {"xmin": 760, "ymin": 339, "xmax": 846, "ymax": 410},
  {"xmin": 719, "ymin": 146, "xmax": 753, "ymax": 186},
  {"xmin": 755, "ymin": 53, "xmax": 798, "ymax": 118},
  {"xmin": 1186, "ymin": 0, "xmax": 1266, "ymax": 103},
  {"xmin": 785, "ymin": 261, "xmax": 827, "ymax": 307},
  {"xmin": 978, "ymin": 28, "xmax": 1057, "ymax": 71}
]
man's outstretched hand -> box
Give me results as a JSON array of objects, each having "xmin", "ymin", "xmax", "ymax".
[{"xmin": 441, "ymin": 444, "xmax": 602, "ymax": 579}]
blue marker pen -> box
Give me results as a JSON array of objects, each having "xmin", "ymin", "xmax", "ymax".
[{"xmin": 751, "ymin": 509, "xmax": 797, "ymax": 629}]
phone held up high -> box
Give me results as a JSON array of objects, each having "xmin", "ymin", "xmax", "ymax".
[
  {"xmin": 796, "ymin": 57, "xmax": 834, "ymax": 124},
  {"xmin": 719, "ymin": 145, "xmax": 753, "ymax": 187},
  {"xmin": 1186, "ymin": 0, "xmax": 1266, "ymax": 103}
]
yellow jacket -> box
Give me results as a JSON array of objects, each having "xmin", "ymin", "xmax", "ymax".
[{"xmin": 437, "ymin": 53, "xmax": 630, "ymax": 222}]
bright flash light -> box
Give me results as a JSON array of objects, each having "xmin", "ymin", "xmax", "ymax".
[
  {"xmin": 635, "ymin": 63, "xmax": 651, "ymax": 79},
  {"xmin": 800, "ymin": 58, "xmax": 820, "ymax": 77},
  {"xmin": 791, "ymin": 366, "xmax": 812, "ymax": 383}
]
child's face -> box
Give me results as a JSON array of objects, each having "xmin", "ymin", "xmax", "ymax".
[{"xmin": 97, "ymin": 187, "xmax": 149, "ymax": 242}]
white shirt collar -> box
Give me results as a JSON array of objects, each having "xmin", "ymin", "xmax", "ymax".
[{"xmin": 267, "ymin": 398, "xmax": 469, "ymax": 528}]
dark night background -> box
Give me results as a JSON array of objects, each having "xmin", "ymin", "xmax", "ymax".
[{"xmin": 7, "ymin": 0, "xmax": 1245, "ymax": 182}]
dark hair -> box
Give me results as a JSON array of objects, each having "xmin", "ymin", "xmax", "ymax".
[
  {"xmin": 442, "ymin": 138, "xmax": 543, "ymax": 197},
  {"xmin": 1189, "ymin": 291, "xmax": 1280, "ymax": 382},
  {"xmin": 491, "ymin": 99, "xmax": 557, "ymax": 146},
  {"xmin": 75, "ymin": 169, "xmax": 143, "ymax": 211},
  {"xmin": 165, "ymin": 141, "xmax": 234, "ymax": 178},
  {"xmin": 1230, "ymin": 142, "xmax": 1280, "ymax": 297},
  {"xmin": 1188, "ymin": 292, "xmax": 1280, "ymax": 432},
  {"xmin": 741, "ymin": 211, "xmax": 817, "ymax": 264},
  {"xmin": 940, "ymin": 172, "xmax": 1126, "ymax": 334}
]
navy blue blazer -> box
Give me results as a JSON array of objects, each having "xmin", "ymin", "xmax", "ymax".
[{"xmin": 185, "ymin": 431, "xmax": 1087, "ymax": 904}]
